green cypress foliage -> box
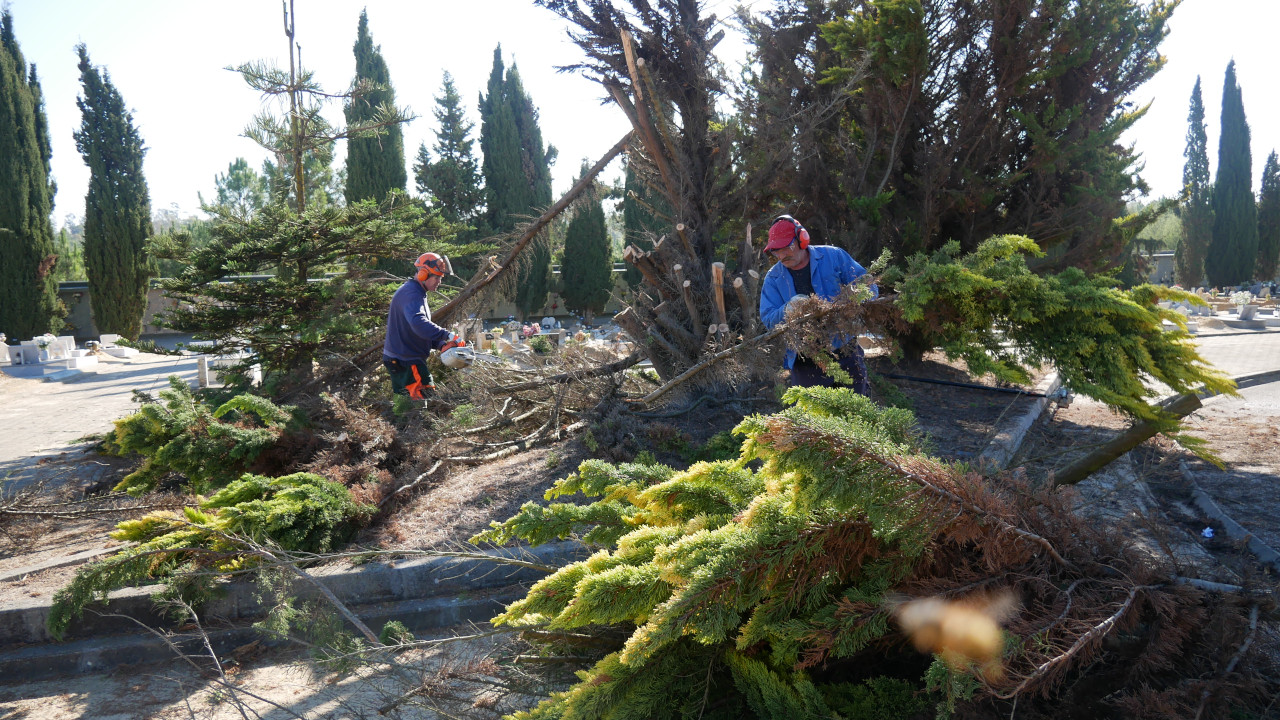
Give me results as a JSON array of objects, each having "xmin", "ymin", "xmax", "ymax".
[
  {"xmin": 414, "ymin": 72, "xmax": 483, "ymax": 224},
  {"xmin": 480, "ymin": 46, "xmax": 525, "ymax": 233},
  {"xmin": 1256, "ymin": 151, "xmax": 1280, "ymax": 281},
  {"xmin": 344, "ymin": 9, "xmax": 406, "ymax": 206},
  {"xmin": 1175, "ymin": 77, "xmax": 1212, "ymax": 288},
  {"xmin": 1207, "ymin": 61, "xmax": 1258, "ymax": 286},
  {"xmin": 0, "ymin": 11, "xmax": 62, "ymax": 338},
  {"xmin": 74, "ymin": 44, "xmax": 153, "ymax": 339},
  {"xmin": 479, "ymin": 47, "xmax": 555, "ymax": 317},
  {"xmin": 622, "ymin": 157, "xmax": 668, "ymax": 286},
  {"xmin": 560, "ymin": 163, "xmax": 614, "ymax": 321},
  {"xmin": 509, "ymin": 64, "xmax": 554, "ymax": 317}
]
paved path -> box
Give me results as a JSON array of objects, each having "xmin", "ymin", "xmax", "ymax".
[
  {"xmin": 0, "ymin": 353, "xmax": 200, "ymax": 488},
  {"xmin": 1190, "ymin": 327, "xmax": 1280, "ymax": 379}
]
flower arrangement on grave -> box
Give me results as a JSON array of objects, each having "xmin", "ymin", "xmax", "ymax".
[
  {"xmin": 1229, "ymin": 290, "xmax": 1253, "ymax": 308},
  {"xmin": 34, "ymin": 333, "xmax": 56, "ymax": 350}
]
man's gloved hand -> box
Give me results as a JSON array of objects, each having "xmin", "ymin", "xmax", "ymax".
[
  {"xmin": 440, "ymin": 334, "xmax": 465, "ymax": 352},
  {"xmin": 784, "ymin": 294, "xmax": 808, "ymax": 320}
]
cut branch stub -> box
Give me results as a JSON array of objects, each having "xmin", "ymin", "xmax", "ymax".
[{"xmin": 711, "ymin": 262, "xmax": 728, "ymax": 327}]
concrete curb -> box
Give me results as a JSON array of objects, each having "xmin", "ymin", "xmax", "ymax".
[
  {"xmin": 1181, "ymin": 460, "xmax": 1280, "ymax": 574},
  {"xmin": 977, "ymin": 370, "xmax": 1062, "ymax": 470},
  {"xmin": 0, "ymin": 585, "xmax": 524, "ymax": 683},
  {"xmin": 0, "ymin": 541, "xmax": 587, "ymax": 649}
]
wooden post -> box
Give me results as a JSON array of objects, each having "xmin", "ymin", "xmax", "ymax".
[{"xmin": 711, "ymin": 262, "xmax": 728, "ymax": 327}]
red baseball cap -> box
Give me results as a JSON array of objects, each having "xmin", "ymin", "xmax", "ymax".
[{"xmin": 764, "ymin": 218, "xmax": 800, "ymax": 252}]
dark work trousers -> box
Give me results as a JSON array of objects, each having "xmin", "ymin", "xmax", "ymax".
[
  {"xmin": 788, "ymin": 345, "xmax": 870, "ymax": 396},
  {"xmin": 383, "ymin": 357, "xmax": 435, "ymax": 399}
]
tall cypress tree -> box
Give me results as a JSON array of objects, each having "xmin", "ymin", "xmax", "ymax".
[
  {"xmin": 1257, "ymin": 150, "xmax": 1280, "ymax": 281},
  {"xmin": 560, "ymin": 162, "xmax": 613, "ymax": 323},
  {"xmin": 478, "ymin": 47, "xmax": 555, "ymax": 317},
  {"xmin": 508, "ymin": 64, "xmax": 554, "ymax": 317},
  {"xmin": 480, "ymin": 46, "xmax": 527, "ymax": 234},
  {"xmin": 414, "ymin": 72, "xmax": 482, "ymax": 223},
  {"xmin": 74, "ymin": 44, "xmax": 153, "ymax": 340},
  {"xmin": 0, "ymin": 11, "xmax": 61, "ymax": 339},
  {"xmin": 344, "ymin": 9, "xmax": 406, "ymax": 206},
  {"xmin": 1175, "ymin": 77, "xmax": 1212, "ymax": 288},
  {"xmin": 1207, "ymin": 61, "xmax": 1258, "ymax": 287}
]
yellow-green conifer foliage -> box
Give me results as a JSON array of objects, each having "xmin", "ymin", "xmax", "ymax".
[
  {"xmin": 48, "ymin": 472, "xmax": 372, "ymax": 640},
  {"xmin": 104, "ymin": 377, "xmax": 298, "ymax": 496},
  {"xmin": 475, "ymin": 387, "xmax": 1252, "ymax": 719},
  {"xmin": 884, "ymin": 235, "xmax": 1236, "ymax": 420}
]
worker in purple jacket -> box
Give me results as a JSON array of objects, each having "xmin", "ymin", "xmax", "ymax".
[
  {"xmin": 383, "ymin": 253, "xmax": 468, "ymax": 399},
  {"xmin": 759, "ymin": 215, "xmax": 877, "ymax": 395}
]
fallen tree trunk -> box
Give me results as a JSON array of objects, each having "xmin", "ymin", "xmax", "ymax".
[{"xmin": 1052, "ymin": 392, "xmax": 1202, "ymax": 486}]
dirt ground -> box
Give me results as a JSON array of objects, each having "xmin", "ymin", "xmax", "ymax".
[{"xmin": 2, "ymin": 356, "xmax": 1277, "ymax": 719}]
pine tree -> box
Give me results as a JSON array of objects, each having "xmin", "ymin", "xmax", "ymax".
[
  {"xmin": 202, "ymin": 158, "xmax": 268, "ymax": 217},
  {"xmin": 478, "ymin": 47, "xmax": 555, "ymax": 317},
  {"xmin": 414, "ymin": 72, "xmax": 482, "ymax": 224},
  {"xmin": 0, "ymin": 11, "xmax": 62, "ymax": 339},
  {"xmin": 234, "ymin": 0, "xmax": 410, "ymax": 215},
  {"xmin": 1256, "ymin": 151, "xmax": 1280, "ymax": 281},
  {"xmin": 560, "ymin": 162, "xmax": 614, "ymax": 323},
  {"xmin": 1175, "ymin": 77, "xmax": 1212, "ymax": 288},
  {"xmin": 74, "ymin": 44, "xmax": 153, "ymax": 340},
  {"xmin": 1207, "ymin": 61, "xmax": 1258, "ymax": 287},
  {"xmin": 344, "ymin": 9, "xmax": 406, "ymax": 206}
]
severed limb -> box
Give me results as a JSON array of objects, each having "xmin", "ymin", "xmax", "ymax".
[{"xmin": 1052, "ymin": 393, "xmax": 1201, "ymax": 486}]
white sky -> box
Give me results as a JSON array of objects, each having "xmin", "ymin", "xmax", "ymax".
[{"xmin": 6, "ymin": 0, "xmax": 1279, "ymax": 227}]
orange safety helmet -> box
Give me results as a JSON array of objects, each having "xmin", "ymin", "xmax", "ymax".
[{"xmin": 414, "ymin": 252, "xmax": 453, "ymax": 282}]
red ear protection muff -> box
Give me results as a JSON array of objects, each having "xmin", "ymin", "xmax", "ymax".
[
  {"xmin": 414, "ymin": 252, "xmax": 452, "ymax": 283},
  {"xmin": 772, "ymin": 215, "xmax": 810, "ymax": 250}
]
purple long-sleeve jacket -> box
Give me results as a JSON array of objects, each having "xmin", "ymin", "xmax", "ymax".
[{"xmin": 382, "ymin": 279, "xmax": 452, "ymax": 361}]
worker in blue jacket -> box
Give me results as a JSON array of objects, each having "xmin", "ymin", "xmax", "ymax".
[
  {"xmin": 759, "ymin": 215, "xmax": 877, "ymax": 395},
  {"xmin": 383, "ymin": 253, "xmax": 466, "ymax": 399}
]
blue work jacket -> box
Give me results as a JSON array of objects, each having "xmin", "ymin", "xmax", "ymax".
[
  {"xmin": 759, "ymin": 245, "xmax": 877, "ymax": 369},
  {"xmin": 382, "ymin": 279, "xmax": 452, "ymax": 361}
]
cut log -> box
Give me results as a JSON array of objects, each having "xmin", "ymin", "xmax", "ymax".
[
  {"xmin": 624, "ymin": 244, "xmax": 677, "ymax": 301},
  {"xmin": 1052, "ymin": 393, "xmax": 1202, "ymax": 486},
  {"xmin": 711, "ymin": 262, "xmax": 728, "ymax": 327},
  {"xmin": 680, "ymin": 279, "xmax": 703, "ymax": 334}
]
